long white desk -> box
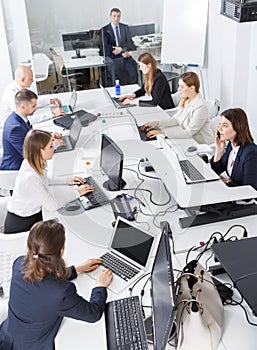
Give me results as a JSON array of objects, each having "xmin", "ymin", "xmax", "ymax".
[{"xmin": 3, "ymin": 86, "xmax": 257, "ymax": 349}]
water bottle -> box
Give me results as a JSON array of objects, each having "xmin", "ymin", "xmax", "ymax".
[
  {"xmin": 115, "ymin": 79, "xmax": 121, "ymax": 96},
  {"xmin": 85, "ymin": 161, "xmax": 92, "ymax": 176},
  {"xmin": 101, "ymin": 119, "xmax": 109, "ymax": 136}
]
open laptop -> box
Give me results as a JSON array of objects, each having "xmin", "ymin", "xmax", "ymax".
[
  {"xmin": 100, "ymin": 84, "xmax": 136, "ymax": 109},
  {"xmin": 88, "ymin": 217, "xmax": 156, "ymax": 293},
  {"xmin": 54, "ymin": 110, "xmax": 98, "ymax": 129},
  {"xmin": 165, "ymin": 139, "xmax": 220, "ymax": 184},
  {"xmin": 126, "ymin": 109, "xmax": 157, "ymax": 141},
  {"xmin": 59, "ymin": 89, "xmax": 77, "ymax": 113},
  {"xmin": 212, "ymin": 237, "xmax": 257, "ymax": 316},
  {"xmin": 55, "ymin": 116, "xmax": 82, "ymax": 153}
]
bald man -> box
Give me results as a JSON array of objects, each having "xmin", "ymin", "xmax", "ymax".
[{"xmin": 0, "ymin": 65, "xmax": 65, "ymax": 126}]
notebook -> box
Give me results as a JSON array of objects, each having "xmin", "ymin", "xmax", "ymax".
[
  {"xmin": 100, "ymin": 84, "xmax": 135, "ymax": 109},
  {"xmin": 212, "ymin": 237, "xmax": 257, "ymax": 316},
  {"xmin": 164, "ymin": 139, "xmax": 220, "ymax": 184},
  {"xmin": 54, "ymin": 116, "xmax": 82, "ymax": 153},
  {"xmin": 126, "ymin": 109, "xmax": 157, "ymax": 141},
  {"xmin": 59, "ymin": 89, "xmax": 77, "ymax": 113},
  {"xmin": 88, "ymin": 217, "xmax": 155, "ymax": 293}
]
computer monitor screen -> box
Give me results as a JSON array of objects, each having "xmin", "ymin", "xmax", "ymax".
[
  {"xmin": 151, "ymin": 222, "xmax": 176, "ymax": 350},
  {"xmin": 100, "ymin": 134, "xmax": 126, "ymax": 191},
  {"xmin": 62, "ymin": 30, "xmax": 100, "ymax": 58},
  {"xmin": 129, "ymin": 23, "xmax": 155, "ymax": 37}
]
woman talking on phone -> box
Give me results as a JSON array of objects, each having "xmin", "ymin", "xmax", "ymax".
[
  {"xmin": 0, "ymin": 219, "xmax": 112, "ymax": 349},
  {"xmin": 211, "ymin": 107, "xmax": 257, "ymax": 190}
]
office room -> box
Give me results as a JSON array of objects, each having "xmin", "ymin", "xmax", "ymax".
[{"xmin": 1, "ymin": 0, "xmax": 257, "ymax": 349}]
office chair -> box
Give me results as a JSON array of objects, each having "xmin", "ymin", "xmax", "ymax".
[
  {"xmin": 49, "ymin": 48, "xmax": 83, "ymax": 92},
  {"xmin": 32, "ymin": 53, "xmax": 53, "ymax": 94},
  {"xmin": 0, "ymin": 170, "xmax": 18, "ymax": 196}
]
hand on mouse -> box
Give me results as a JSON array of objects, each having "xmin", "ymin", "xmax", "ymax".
[{"xmin": 75, "ymin": 258, "xmax": 103, "ymax": 273}]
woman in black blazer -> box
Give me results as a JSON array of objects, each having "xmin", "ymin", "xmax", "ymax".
[
  {"xmin": 211, "ymin": 107, "xmax": 257, "ymax": 190},
  {"xmin": 0, "ymin": 219, "xmax": 112, "ymax": 350},
  {"xmin": 119, "ymin": 52, "xmax": 175, "ymax": 110}
]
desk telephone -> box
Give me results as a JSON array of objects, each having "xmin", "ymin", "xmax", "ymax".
[{"xmin": 110, "ymin": 194, "xmax": 135, "ymax": 224}]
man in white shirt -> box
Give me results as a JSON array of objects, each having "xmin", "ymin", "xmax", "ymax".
[{"xmin": 0, "ymin": 65, "xmax": 65, "ymax": 126}]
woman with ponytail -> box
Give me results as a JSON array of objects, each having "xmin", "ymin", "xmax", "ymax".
[
  {"xmin": 0, "ymin": 219, "xmax": 112, "ymax": 350},
  {"xmin": 141, "ymin": 71, "xmax": 214, "ymax": 144}
]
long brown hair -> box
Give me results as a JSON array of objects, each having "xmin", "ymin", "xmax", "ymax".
[
  {"xmin": 221, "ymin": 108, "xmax": 254, "ymax": 146},
  {"xmin": 23, "ymin": 129, "xmax": 52, "ymax": 176},
  {"xmin": 179, "ymin": 71, "xmax": 200, "ymax": 107},
  {"xmin": 23, "ymin": 219, "xmax": 71, "ymax": 283},
  {"xmin": 138, "ymin": 52, "xmax": 157, "ymax": 95}
]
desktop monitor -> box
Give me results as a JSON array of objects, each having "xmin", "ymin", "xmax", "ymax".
[
  {"xmin": 100, "ymin": 134, "xmax": 126, "ymax": 191},
  {"xmin": 62, "ymin": 31, "xmax": 95, "ymax": 59},
  {"xmin": 128, "ymin": 23, "xmax": 155, "ymax": 37},
  {"xmin": 151, "ymin": 221, "xmax": 176, "ymax": 350}
]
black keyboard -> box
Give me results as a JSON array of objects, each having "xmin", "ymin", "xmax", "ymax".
[
  {"xmin": 101, "ymin": 252, "xmax": 139, "ymax": 281},
  {"xmin": 81, "ymin": 176, "xmax": 109, "ymax": 209},
  {"xmin": 105, "ymin": 296, "xmax": 148, "ymax": 350},
  {"xmin": 179, "ymin": 159, "xmax": 205, "ymax": 181},
  {"xmin": 137, "ymin": 126, "xmax": 157, "ymax": 141}
]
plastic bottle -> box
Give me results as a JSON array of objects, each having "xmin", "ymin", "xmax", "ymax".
[
  {"xmin": 115, "ymin": 79, "xmax": 121, "ymax": 96},
  {"xmin": 85, "ymin": 161, "xmax": 92, "ymax": 176},
  {"xmin": 101, "ymin": 119, "xmax": 109, "ymax": 136}
]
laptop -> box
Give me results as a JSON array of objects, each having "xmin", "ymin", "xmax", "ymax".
[
  {"xmin": 59, "ymin": 89, "xmax": 77, "ymax": 113},
  {"xmin": 100, "ymin": 84, "xmax": 136, "ymax": 109},
  {"xmin": 54, "ymin": 116, "xmax": 82, "ymax": 153},
  {"xmin": 88, "ymin": 217, "xmax": 156, "ymax": 293},
  {"xmin": 165, "ymin": 139, "xmax": 220, "ymax": 184},
  {"xmin": 126, "ymin": 109, "xmax": 157, "ymax": 141},
  {"xmin": 53, "ymin": 110, "xmax": 98, "ymax": 129},
  {"xmin": 212, "ymin": 237, "xmax": 257, "ymax": 316}
]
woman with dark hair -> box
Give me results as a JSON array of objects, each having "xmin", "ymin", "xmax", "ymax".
[
  {"xmin": 0, "ymin": 219, "xmax": 112, "ymax": 349},
  {"xmin": 211, "ymin": 107, "xmax": 257, "ymax": 190},
  {"xmin": 119, "ymin": 52, "xmax": 175, "ymax": 110},
  {"xmin": 4, "ymin": 129, "xmax": 93, "ymax": 234},
  {"xmin": 140, "ymin": 71, "xmax": 214, "ymax": 144}
]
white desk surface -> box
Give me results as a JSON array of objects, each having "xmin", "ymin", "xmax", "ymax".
[{"xmin": 3, "ymin": 86, "xmax": 257, "ymax": 349}]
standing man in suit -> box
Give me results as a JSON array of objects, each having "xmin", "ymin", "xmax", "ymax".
[
  {"xmin": 102, "ymin": 8, "xmax": 138, "ymax": 85},
  {"xmin": 0, "ymin": 89, "xmax": 37, "ymax": 171}
]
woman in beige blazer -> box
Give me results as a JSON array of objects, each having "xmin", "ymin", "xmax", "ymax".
[{"xmin": 141, "ymin": 71, "xmax": 214, "ymax": 144}]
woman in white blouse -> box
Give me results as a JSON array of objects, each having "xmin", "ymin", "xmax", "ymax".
[
  {"xmin": 141, "ymin": 71, "xmax": 214, "ymax": 144},
  {"xmin": 4, "ymin": 129, "xmax": 92, "ymax": 233}
]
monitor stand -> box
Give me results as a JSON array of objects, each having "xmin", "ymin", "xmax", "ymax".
[
  {"xmin": 179, "ymin": 201, "xmax": 257, "ymax": 228},
  {"xmin": 72, "ymin": 49, "xmax": 86, "ymax": 59},
  {"xmin": 144, "ymin": 315, "xmax": 176, "ymax": 344},
  {"xmin": 103, "ymin": 178, "xmax": 126, "ymax": 192}
]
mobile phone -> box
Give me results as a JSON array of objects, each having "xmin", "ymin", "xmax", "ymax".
[{"xmin": 217, "ymin": 131, "xmax": 221, "ymax": 139}]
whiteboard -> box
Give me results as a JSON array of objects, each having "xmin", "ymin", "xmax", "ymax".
[{"xmin": 161, "ymin": 0, "xmax": 208, "ymax": 66}]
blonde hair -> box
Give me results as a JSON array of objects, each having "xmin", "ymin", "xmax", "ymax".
[
  {"xmin": 23, "ymin": 129, "xmax": 52, "ymax": 176},
  {"xmin": 138, "ymin": 52, "xmax": 157, "ymax": 95},
  {"xmin": 179, "ymin": 72, "xmax": 200, "ymax": 108}
]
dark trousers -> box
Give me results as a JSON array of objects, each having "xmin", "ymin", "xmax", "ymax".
[
  {"xmin": 4, "ymin": 210, "xmax": 43, "ymax": 234},
  {"xmin": 106, "ymin": 56, "xmax": 138, "ymax": 85}
]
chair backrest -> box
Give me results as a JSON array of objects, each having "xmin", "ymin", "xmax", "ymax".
[
  {"xmin": 0, "ymin": 170, "xmax": 18, "ymax": 191},
  {"xmin": 50, "ymin": 48, "xmax": 65, "ymax": 84},
  {"xmin": 32, "ymin": 53, "xmax": 53, "ymax": 82}
]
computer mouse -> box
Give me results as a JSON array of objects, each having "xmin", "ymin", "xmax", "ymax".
[
  {"xmin": 65, "ymin": 204, "xmax": 81, "ymax": 211},
  {"xmin": 187, "ymin": 146, "xmax": 198, "ymax": 153}
]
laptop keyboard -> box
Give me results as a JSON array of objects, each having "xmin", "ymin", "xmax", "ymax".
[
  {"xmin": 105, "ymin": 296, "xmax": 148, "ymax": 350},
  {"xmin": 137, "ymin": 126, "xmax": 157, "ymax": 141},
  {"xmin": 101, "ymin": 252, "xmax": 139, "ymax": 281},
  {"xmin": 82, "ymin": 176, "xmax": 109, "ymax": 208},
  {"xmin": 179, "ymin": 159, "xmax": 205, "ymax": 181}
]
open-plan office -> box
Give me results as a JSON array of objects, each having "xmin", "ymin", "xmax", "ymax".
[{"xmin": 1, "ymin": 1, "xmax": 257, "ymax": 349}]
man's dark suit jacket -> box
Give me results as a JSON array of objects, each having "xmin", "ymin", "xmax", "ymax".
[
  {"xmin": 134, "ymin": 69, "xmax": 175, "ymax": 110},
  {"xmin": 0, "ymin": 112, "xmax": 31, "ymax": 170},
  {"xmin": 211, "ymin": 141, "xmax": 257, "ymax": 190},
  {"xmin": 0, "ymin": 256, "xmax": 107, "ymax": 350},
  {"xmin": 102, "ymin": 22, "xmax": 136, "ymax": 60}
]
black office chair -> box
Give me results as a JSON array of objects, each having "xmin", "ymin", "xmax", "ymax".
[{"xmin": 49, "ymin": 48, "xmax": 83, "ymax": 92}]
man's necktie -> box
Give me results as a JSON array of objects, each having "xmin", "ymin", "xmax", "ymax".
[
  {"xmin": 26, "ymin": 120, "xmax": 31, "ymax": 129},
  {"xmin": 115, "ymin": 26, "xmax": 121, "ymax": 47}
]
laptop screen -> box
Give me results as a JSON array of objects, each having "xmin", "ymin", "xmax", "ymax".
[
  {"xmin": 111, "ymin": 219, "xmax": 154, "ymax": 267},
  {"xmin": 69, "ymin": 89, "xmax": 77, "ymax": 110},
  {"xmin": 69, "ymin": 116, "xmax": 82, "ymax": 146}
]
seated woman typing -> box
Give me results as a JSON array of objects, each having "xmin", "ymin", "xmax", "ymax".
[
  {"xmin": 140, "ymin": 71, "xmax": 214, "ymax": 144},
  {"xmin": 119, "ymin": 52, "xmax": 175, "ymax": 110},
  {"xmin": 4, "ymin": 129, "xmax": 93, "ymax": 234},
  {"xmin": 211, "ymin": 107, "xmax": 257, "ymax": 190},
  {"xmin": 0, "ymin": 219, "xmax": 112, "ymax": 349}
]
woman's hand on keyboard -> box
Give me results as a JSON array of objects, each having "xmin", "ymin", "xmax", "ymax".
[
  {"xmin": 67, "ymin": 176, "xmax": 86, "ymax": 185},
  {"xmin": 76, "ymin": 183, "xmax": 93, "ymax": 196},
  {"xmin": 75, "ymin": 258, "xmax": 103, "ymax": 273},
  {"xmin": 96, "ymin": 269, "xmax": 113, "ymax": 288}
]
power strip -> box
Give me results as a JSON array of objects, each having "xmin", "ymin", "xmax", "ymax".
[{"xmin": 98, "ymin": 111, "xmax": 125, "ymax": 117}]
